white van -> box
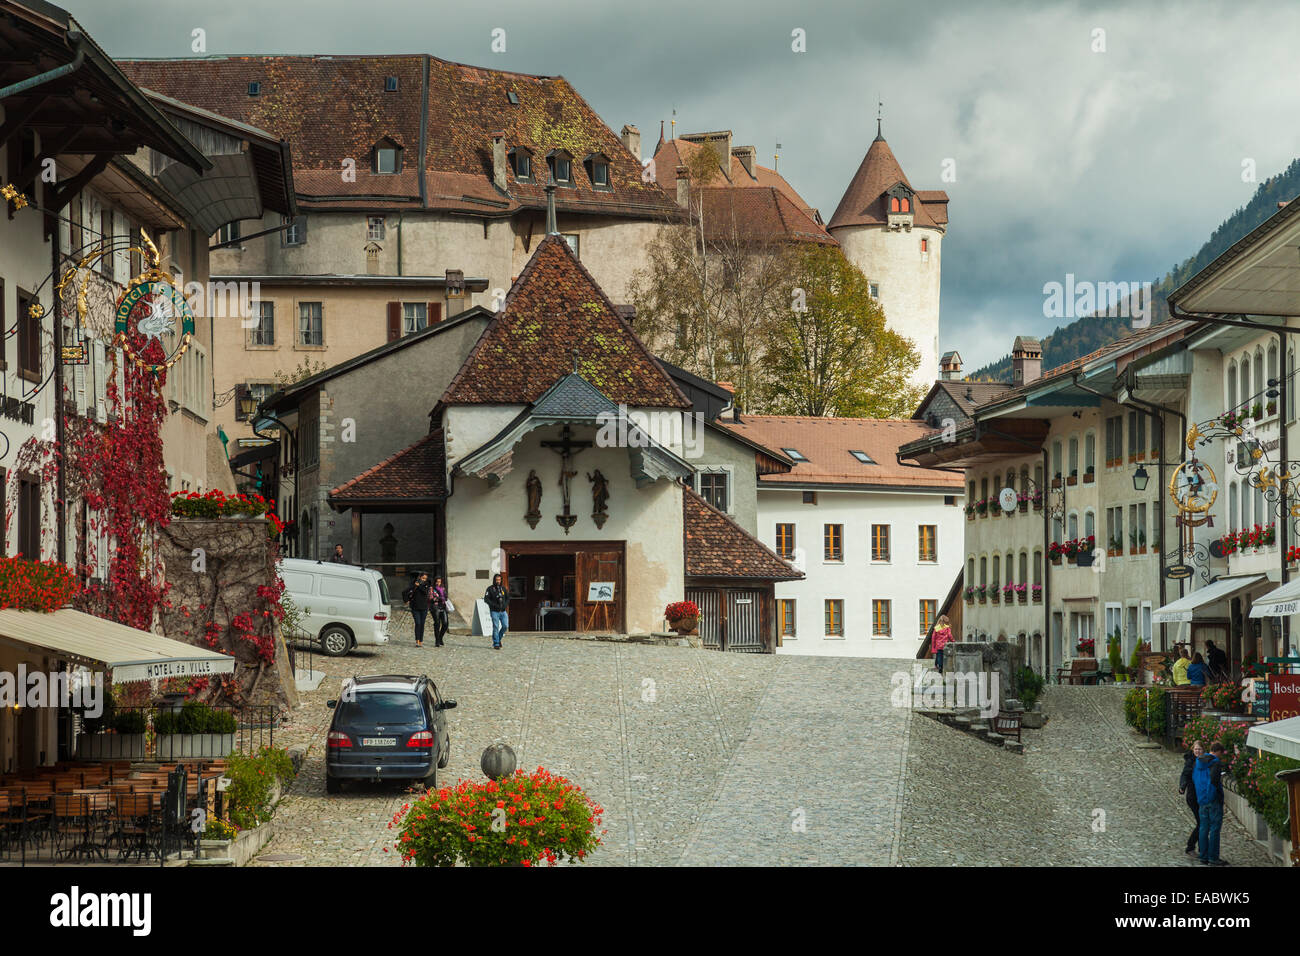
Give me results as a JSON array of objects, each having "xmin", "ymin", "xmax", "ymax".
[{"xmin": 279, "ymin": 558, "xmax": 391, "ymax": 657}]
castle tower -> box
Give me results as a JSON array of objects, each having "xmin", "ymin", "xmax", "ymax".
[{"xmin": 828, "ymin": 122, "xmax": 948, "ymax": 388}]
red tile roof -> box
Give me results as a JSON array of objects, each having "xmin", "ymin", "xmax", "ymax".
[
  {"xmin": 828, "ymin": 135, "xmax": 948, "ymax": 231},
  {"xmin": 440, "ymin": 234, "xmax": 691, "ymax": 408},
  {"xmin": 652, "ymin": 135, "xmax": 823, "ymax": 224},
  {"xmin": 695, "ymin": 186, "xmax": 836, "ymax": 244},
  {"xmin": 120, "ymin": 55, "xmax": 678, "ymax": 219},
  {"xmin": 683, "ymin": 487, "xmax": 803, "ymax": 580},
  {"xmin": 329, "ymin": 429, "xmax": 447, "ymax": 503},
  {"xmin": 719, "ymin": 416, "xmax": 964, "ymax": 488}
]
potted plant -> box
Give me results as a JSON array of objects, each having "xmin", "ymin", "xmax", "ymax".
[
  {"xmin": 1051, "ymin": 473, "xmax": 1063, "ymax": 490},
  {"xmin": 1107, "ymin": 631, "xmax": 1125, "ymax": 683},
  {"xmin": 1031, "ymin": 489, "xmax": 1044, "ymax": 511},
  {"xmin": 1075, "ymin": 536, "xmax": 1096, "ymax": 567},
  {"xmin": 390, "ymin": 767, "xmax": 604, "ymax": 867},
  {"xmin": 975, "ymin": 498, "xmax": 988, "ymax": 517},
  {"xmin": 964, "ymin": 586, "xmax": 975, "ymax": 604},
  {"xmin": 155, "ymin": 701, "xmax": 238, "ymax": 760},
  {"xmin": 1107, "ymin": 535, "xmax": 1122, "ymax": 558},
  {"xmin": 1267, "ymin": 399, "xmax": 1278, "ymax": 417},
  {"xmin": 976, "ymin": 585, "xmax": 987, "ymax": 604},
  {"xmin": 1048, "ymin": 542, "xmax": 1063, "ymax": 565},
  {"xmin": 1016, "ymin": 491, "xmax": 1029, "ymax": 514},
  {"xmin": 200, "ymin": 817, "xmax": 239, "ymax": 860},
  {"xmin": 1076, "ymin": 637, "xmax": 1096, "ymax": 658},
  {"xmin": 1251, "ymin": 402, "xmax": 1264, "ymax": 421},
  {"xmin": 989, "ymin": 583, "xmax": 1001, "ymax": 604},
  {"xmin": 1018, "ymin": 666, "xmax": 1046, "ymax": 727},
  {"xmin": 1083, "ymin": 466, "xmax": 1095, "ymax": 484},
  {"xmin": 965, "ymin": 503, "xmax": 976, "ymax": 520},
  {"xmin": 1127, "ymin": 642, "xmax": 1144, "ymax": 683},
  {"xmin": 1002, "ymin": 582, "xmax": 1015, "ymax": 603},
  {"xmin": 78, "ymin": 708, "xmax": 147, "ymax": 760},
  {"xmin": 1066, "ymin": 469, "xmax": 1078, "ymax": 487},
  {"xmin": 1014, "ymin": 583, "xmax": 1028, "ymax": 604},
  {"xmin": 1031, "ymin": 583, "xmax": 1043, "ymax": 603},
  {"xmin": 665, "ymin": 600, "xmax": 700, "ymax": 635}
]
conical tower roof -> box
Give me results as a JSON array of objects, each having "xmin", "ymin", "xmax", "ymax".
[{"xmin": 827, "ymin": 134, "xmax": 916, "ymax": 231}]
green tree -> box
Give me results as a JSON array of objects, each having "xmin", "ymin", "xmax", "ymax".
[{"xmin": 761, "ymin": 244, "xmax": 924, "ymax": 417}]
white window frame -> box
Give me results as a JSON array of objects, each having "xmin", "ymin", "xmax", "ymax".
[
  {"xmin": 402, "ymin": 301, "xmax": 428, "ymax": 335},
  {"xmin": 694, "ymin": 466, "xmax": 733, "ymax": 515},
  {"xmin": 367, "ymin": 216, "xmax": 386, "ymax": 241}
]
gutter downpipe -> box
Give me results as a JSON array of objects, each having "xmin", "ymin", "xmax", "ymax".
[
  {"xmin": 977, "ymin": 422, "xmax": 1053, "ymax": 676},
  {"xmin": 0, "ymin": 47, "xmax": 85, "ymax": 100},
  {"xmin": 1169, "ymin": 301, "xmax": 1292, "ymax": 656}
]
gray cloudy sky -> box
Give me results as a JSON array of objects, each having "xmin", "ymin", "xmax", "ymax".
[{"xmin": 75, "ymin": 0, "xmax": 1300, "ymax": 369}]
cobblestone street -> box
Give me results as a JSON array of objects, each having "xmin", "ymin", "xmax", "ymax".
[{"xmin": 255, "ymin": 624, "xmax": 1275, "ymax": 867}]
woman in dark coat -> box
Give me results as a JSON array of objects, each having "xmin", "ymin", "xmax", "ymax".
[
  {"xmin": 1187, "ymin": 652, "xmax": 1208, "ymax": 686},
  {"xmin": 431, "ymin": 576, "xmax": 449, "ymax": 647},
  {"xmin": 1179, "ymin": 739, "xmax": 1204, "ymax": 855}
]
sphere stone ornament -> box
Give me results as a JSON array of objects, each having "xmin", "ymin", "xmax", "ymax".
[{"xmin": 481, "ymin": 742, "xmax": 517, "ymax": 781}]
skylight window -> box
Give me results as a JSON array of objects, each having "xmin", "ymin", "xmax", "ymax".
[
  {"xmin": 385, "ymin": 76, "xmax": 398, "ymax": 92},
  {"xmin": 247, "ymin": 81, "xmax": 261, "ymax": 96},
  {"xmin": 850, "ymin": 450, "xmax": 876, "ymax": 464},
  {"xmin": 782, "ymin": 448, "xmax": 807, "ymax": 462},
  {"xmin": 507, "ymin": 91, "xmax": 519, "ymax": 105}
]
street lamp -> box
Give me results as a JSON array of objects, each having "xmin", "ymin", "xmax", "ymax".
[
  {"xmin": 236, "ymin": 384, "xmax": 257, "ymax": 421},
  {"xmin": 1132, "ymin": 465, "xmax": 1150, "ymax": 492}
]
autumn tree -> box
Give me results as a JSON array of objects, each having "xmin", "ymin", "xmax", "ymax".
[{"xmin": 761, "ymin": 244, "xmax": 924, "ymax": 417}]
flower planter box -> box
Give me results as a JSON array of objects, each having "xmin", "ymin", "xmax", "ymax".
[
  {"xmin": 199, "ymin": 839, "xmax": 233, "ymax": 860},
  {"xmin": 1021, "ymin": 710, "xmax": 1045, "ymax": 729},
  {"xmin": 1066, "ymin": 476, "xmax": 1078, "ymax": 486},
  {"xmin": 1032, "ymin": 594, "xmax": 1042, "ymax": 604},
  {"xmin": 1082, "ymin": 473, "xmax": 1095, "ymax": 484},
  {"xmin": 77, "ymin": 733, "xmax": 145, "ymax": 761},
  {"xmin": 1076, "ymin": 553, "xmax": 1094, "ymax": 567},
  {"xmin": 1050, "ymin": 555, "xmax": 1062, "ymax": 566},
  {"xmin": 156, "ymin": 733, "xmax": 236, "ymax": 761},
  {"xmin": 1017, "ymin": 595, "xmax": 1028, "ymax": 605},
  {"xmin": 978, "ymin": 596, "xmax": 987, "ymax": 605},
  {"xmin": 1051, "ymin": 478, "xmax": 1062, "ymax": 490},
  {"xmin": 1033, "ymin": 501, "xmax": 1044, "ymax": 512}
]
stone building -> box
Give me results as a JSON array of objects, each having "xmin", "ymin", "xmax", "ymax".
[{"xmin": 119, "ymin": 55, "xmax": 681, "ymax": 455}]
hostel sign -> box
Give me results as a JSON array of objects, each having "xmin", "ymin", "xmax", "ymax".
[{"xmin": 1269, "ymin": 673, "xmax": 1300, "ymax": 722}]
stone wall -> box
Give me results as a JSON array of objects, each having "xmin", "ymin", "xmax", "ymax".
[
  {"xmin": 947, "ymin": 640, "xmax": 1024, "ymax": 710},
  {"xmin": 158, "ymin": 518, "xmax": 298, "ymax": 713}
]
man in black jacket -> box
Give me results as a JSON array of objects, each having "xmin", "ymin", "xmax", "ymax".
[
  {"xmin": 484, "ymin": 573, "xmax": 510, "ymax": 650},
  {"xmin": 1204, "ymin": 640, "xmax": 1229, "ymax": 681},
  {"xmin": 406, "ymin": 572, "xmax": 433, "ymax": 647},
  {"xmin": 1178, "ymin": 739, "xmax": 1203, "ymax": 855}
]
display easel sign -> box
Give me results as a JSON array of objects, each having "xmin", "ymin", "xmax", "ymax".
[
  {"xmin": 472, "ymin": 599, "xmax": 493, "ymax": 636},
  {"xmin": 587, "ymin": 582, "xmax": 615, "ymax": 602}
]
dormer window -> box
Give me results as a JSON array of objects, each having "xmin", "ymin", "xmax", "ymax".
[
  {"xmin": 385, "ymin": 76, "xmax": 398, "ymax": 92},
  {"xmin": 373, "ymin": 138, "xmax": 403, "ymax": 175},
  {"xmin": 584, "ymin": 153, "xmax": 611, "ymax": 190},
  {"xmin": 509, "ymin": 147, "xmax": 533, "ymax": 181},
  {"xmin": 247, "ymin": 81, "xmax": 261, "ymax": 96},
  {"xmin": 548, "ymin": 150, "xmax": 573, "ymax": 185}
]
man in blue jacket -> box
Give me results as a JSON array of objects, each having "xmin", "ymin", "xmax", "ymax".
[{"xmin": 1193, "ymin": 742, "xmax": 1230, "ymax": 866}]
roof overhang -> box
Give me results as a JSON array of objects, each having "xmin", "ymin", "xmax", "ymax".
[
  {"xmin": 1171, "ymin": 196, "xmax": 1300, "ymax": 315},
  {"xmin": 899, "ymin": 418, "xmax": 1051, "ymax": 470},
  {"xmin": 1247, "ymin": 714, "xmax": 1300, "ymax": 761},
  {"xmin": 0, "ymin": 607, "xmax": 236, "ymax": 684}
]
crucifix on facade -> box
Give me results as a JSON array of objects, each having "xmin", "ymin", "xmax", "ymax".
[{"xmin": 542, "ymin": 424, "xmax": 593, "ymax": 534}]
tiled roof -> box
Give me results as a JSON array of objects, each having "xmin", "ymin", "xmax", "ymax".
[
  {"xmin": 440, "ymin": 234, "xmax": 691, "ymax": 408},
  {"xmin": 828, "ymin": 135, "xmax": 948, "ymax": 231},
  {"xmin": 530, "ymin": 372, "xmax": 619, "ymax": 418},
  {"xmin": 931, "ymin": 380, "xmax": 1015, "ymax": 419},
  {"xmin": 695, "ymin": 186, "xmax": 836, "ymax": 244},
  {"xmin": 683, "ymin": 487, "xmax": 803, "ymax": 581},
  {"xmin": 719, "ymin": 416, "xmax": 964, "ymax": 488},
  {"xmin": 119, "ymin": 55, "xmax": 678, "ymax": 219},
  {"xmin": 329, "ymin": 429, "xmax": 447, "ymax": 503},
  {"xmin": 651, "ymin": 136, "xmax": 823, "ymax": 223}
]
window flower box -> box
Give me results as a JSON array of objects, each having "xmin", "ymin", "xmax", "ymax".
[
  {"xmin": 1014, "ymin": 584, "xmax": 1028, "ymax": 604},
  {"xmin": 1051, "ymin": 476, "xmax": 1063, "ymax": 490},
  {"xmin": 1031, "ymin": 585, "xmax": 1043, "ymax": 604},
  {"xmin": 1082, "ymin": 469, "xmax": 1095, "ymax": 484},
  {"xmin": 964, "ymin": 587, "xmax": 975, "ymax": 604},
  {"xmin": 156, "ymin": 733, "xmax": 237, "ymax": 761},
  {"xmin": 1066, "ymin": 474, "xmax": 1078, "ymax": 487}
]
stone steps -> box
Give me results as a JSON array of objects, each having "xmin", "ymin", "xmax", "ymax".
[{"xmin": 916, "ymin": 708, "xmax": 1029, "ymax": 754}]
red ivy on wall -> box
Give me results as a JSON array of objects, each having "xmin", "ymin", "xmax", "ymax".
[{"xmin": 63, "ymin": 335, "xmax": 172, "ymax": 630}]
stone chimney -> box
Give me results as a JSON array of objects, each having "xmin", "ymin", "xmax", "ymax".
[
  {"xmin": 676, "ymin": 165, "xmax": 690, "ymax": 208},
  {"xmin": 1011, "ymin": 336, "xmax": 1043, "ymax": 388},
  {"xmin": 490, "ymin": 131, "xmax": 507, "ymax": 192},
  {"xmin": 731, "ymin": 145, "xmax": 756, "ymax": 178},
  {"xmin": 682, "ymin": 131, "xmax": 732, "ymax": 179},
  {"xmin": 939, "ymin": 350, "xmax": 962, "ymax": 381},
  {"xmin": 621, "ymin": 124, "xmax": 641, "ymax": 161}
]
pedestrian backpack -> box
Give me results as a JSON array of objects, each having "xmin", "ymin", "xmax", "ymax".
[
  {"xmin": 1193, "ymin": 757, "xmax": 1219, "ymax": 804},
  {"xmin": 402, "ymin": 585, "xmax": 414, "ymax": 604}
]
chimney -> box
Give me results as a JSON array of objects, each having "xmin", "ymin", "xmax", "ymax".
[
  {"xmin": 731, "ymin": 145, "xmax": 756, "ymax": 178},
  {"xmin": 490, "ymin": 131, "xmax": 507, "ymax": 192},
  {"xmin": 1011, "ymin": 336, "xmax": 1043, "ymax": 388},
  {"xmin": 675, "ymin": 165, "xmax": 690, "ymax": 208},
  {"xmin": 621, "ymin": 124, "xmax": 641, "ymax": 161},
  {"xmin": 939, "ymin": 351, "xmax": 962, "ymax": 381},
  {"xmin": 545, "ymin": 183, "xmax": 558, "ymax": 235}
]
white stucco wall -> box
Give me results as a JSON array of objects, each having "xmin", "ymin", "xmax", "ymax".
[
  {"xmin": 832, "ymin": 223, "xmax": 943, "ymax": 389},
  {"xmin": 759, "ymin": 485, "xmax": 964, "ymax": 659},
  {"xmin": 443, "ymin": 424, "xmax": 684, "ymax": 634}
]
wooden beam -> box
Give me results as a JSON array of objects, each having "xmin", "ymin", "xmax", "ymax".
[
  {"xmin": 11, "ymin": 125, "xmax": 77, "ymax": 190},
  {"xmin": 48, "ymin": 153, "xmax": 110, "ymax": 213},
  {"xmin": 0, "ymin": 93, "xmax": 46, "ymax": 151}
]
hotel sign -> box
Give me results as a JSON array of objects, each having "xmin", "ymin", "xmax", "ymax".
[{"xmin": 114, "ymin": 656, "xmax": 235, "ymax": 685}]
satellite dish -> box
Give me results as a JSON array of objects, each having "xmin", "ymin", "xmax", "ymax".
[{"xmin": 998, "ymin": 487, "xmax": 1017, "ymax": 512}]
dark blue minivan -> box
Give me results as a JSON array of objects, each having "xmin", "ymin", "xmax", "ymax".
[{"xmin": 325, "ymin": 675, "xmax": 456, "ymax": 793}]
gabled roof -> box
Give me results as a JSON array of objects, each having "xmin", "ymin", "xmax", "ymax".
[
  {"xmin": 119, "ymin": 54, "xmax": 678, "ymax": 220},
  {"xmin": 719, "ymin": 416, "xmax": 963, "ymax": 489},
  {"xmin": 439, "ymin": 234, "xmax": 691, "ymax": 408},
  {"xmin": 683, "ymin": 487, "xmax": 804, "ymax": 581},
  {"xmin": 651, "ymin": 135, "xmax": 822, "ymax": 223},
  {"xmin": 329, "ymin": 429, "xmax": 447, "ymax": 506},
  {"xmin": 694, "ymin": 186, "xmax": 836, "ymax": 245},
  {"xmin": 530, "ymin": 372, "xmax": 619, "ymax": 418},
  {"xmin": 912, "ymin": 380, "xmax": 1015, "ymax": 427},
  {"xmin": 827, "ymin": 134, "xmax": 948, "ymax": 231}
]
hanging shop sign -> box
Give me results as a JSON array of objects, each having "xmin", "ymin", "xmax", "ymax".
[{"xmin": 113, "ymin": 267, "xmax": 195, "ymax": 374}]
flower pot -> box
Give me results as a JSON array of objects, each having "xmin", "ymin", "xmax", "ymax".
[
  {"xmin": 1083, "ymin": 473, "xmax": 1095, "ymax": 484},
  {"xmin": 1076, "ymin": 552, "xmax": 1094, "ymax": 567},
  {"xmin": 1050, "ymin": 555, "xmax": 1061, "ymax": 565},
  {"xmin": 77, "ymin": 733, "xmax": 146, "ymax": 761},
  {"xmin": 668, "ymin": 616, "xmax": 698, "ymax": 635},
  {"xmin": 1021, "ymin": 711, "xmax": 1045, "ymax": 729},
  {"xmin": 1066, "ymin": 476, "xmax": 1078, "ymax": 486}
]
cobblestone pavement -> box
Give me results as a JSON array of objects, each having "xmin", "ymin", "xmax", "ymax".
[
  {"xmin": 897, "ymin": 684, "xmax": 1274, "ymax": 867},
  {"xmin": 254, "ymin": 626, "xmax": 1276, "ymax": 867}
]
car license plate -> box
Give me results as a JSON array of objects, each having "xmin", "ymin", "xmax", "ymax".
[{"xmin": 362, "ymin": 737, "xmax": 396, "ymax": 747}]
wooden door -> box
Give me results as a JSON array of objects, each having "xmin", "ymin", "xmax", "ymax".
[
  {"xmin": 688, "ymin": 588, "xmax": 721, "ymax": 649},
  {"xmin": 726, "ymin": 591, "xmax": 764, "ymax": 652},
  {"xmin": 577, "ymin": 550, "xmax": 623, "ymax": 633}
]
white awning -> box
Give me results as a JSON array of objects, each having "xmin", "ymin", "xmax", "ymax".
[
  {"xmin": 1249, "ymin": 578, "xmax": 1300, "ymax": 618},
  {"xmin": 1247, "ymin": 715, "xmax": 1300, "ymax": 761},
  {"xmin": 1151, "ymin": 574, "xmax": 1266, "ymax": 624},
  {"xmin": 0, "ymin": 608, "xmax": 236, "ymax": 684}
]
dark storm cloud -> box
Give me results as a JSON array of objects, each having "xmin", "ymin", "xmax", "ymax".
[{"xmin": 73, "ymin": 0, "xmax": 1300, "ymax": 367}]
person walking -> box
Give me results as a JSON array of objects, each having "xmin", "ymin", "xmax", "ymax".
[
  {"xmin": 431, "ymin": 575, "xmax": 450, "ymax": 647},
  {"xmin": 1194, "ymin": 741, "xmax": 1230, "ymax": 866},
  {"xmin": 1172, "ymin": 646, "xmax": 1192, "ymax": 685},
  {"xmin": 1179, "ymin": 739, "xmax": 1204, "ymax": 855},
  {"xmin": 485, "ymin": 573, "xmax": 510, "ymax": 650},
  {"xmin": 405, "ymin": 572, "xmax": 433, "ymax": 647},
  {"xmin": 931, "ymin": 615, "xmax": 953, "ymax": 674},
  {"xmin": 1187, "ymin": 651, "xmax": 1208, "ymax": 686}
]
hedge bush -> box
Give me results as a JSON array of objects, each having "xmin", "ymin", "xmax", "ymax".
[{"xmin": 1122, "ymin": 686, "xmax": 1166, "ymax": 736}]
